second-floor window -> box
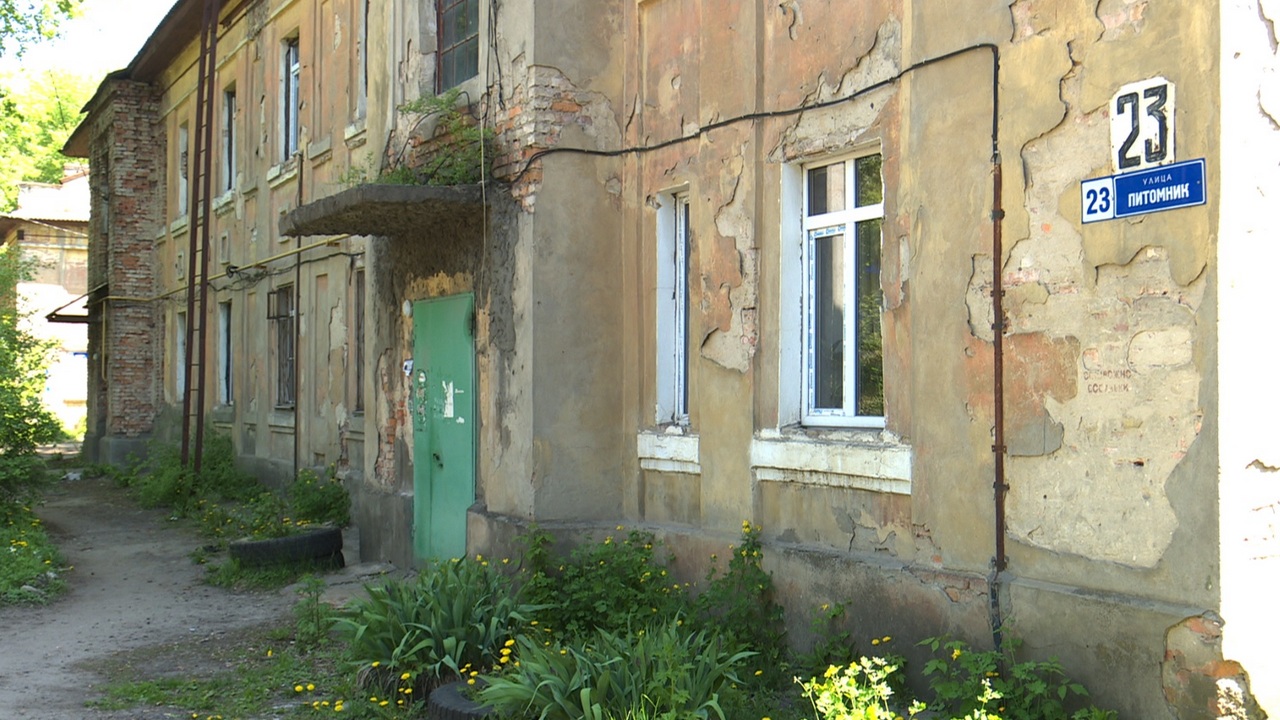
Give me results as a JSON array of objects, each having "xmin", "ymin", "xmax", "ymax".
[
  {"xmin": 222, "ymin": 88, "xmax": 237, "ymax": 192},
  {"xmin": 282, "ymin": 37, "xmax": 301, "ymax": 160},
  {"xmin": 437, "ymin": 0, "xmax": 479, "ymax": 91},
  {"xmin": 177, "ymin": 122, "xmax": 189, "ymax": 217}
]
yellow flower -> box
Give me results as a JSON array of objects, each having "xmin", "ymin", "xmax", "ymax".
[
  {"xmin": 504, "ymin": 638, "xmax": 516, "ymax": 647},
  {"xmin": 754, "ymin": 670, "xmax": 763, "ymax": 676},
  {"xmin": 308, "ymin": 683, "xmax": 316, "ymax": 691},
  {"xmin": 295, "ymin": 684, "xmax": 305, "ymax": 693},
  {"xmin": 882, "ymin": 636, "xmax": 892, "ymax": 643},
  {"xmin": 371, "ymin": 661, "xmax": 381, "ymax": 667},
  {"xmin": 370, "ymin": 696, "xmax": 379, "ymax": 702},
  {"xmin": 467, "ymin": 678, "xmax": 476, "ymax": 685},
  {"xmin": 266, "ymin": 649, "xmax": 273, "ymax": 657},
  {"xmin": 379, "ymin": 700, "xmax": 389, "ymax": 706},
  {"xmin": 401, "ymin": 672, "xmax": 412, "ymax": 680},
  {"xmin": 951, "ymin": 648, "xmax": 963, "ymax": 660},
  {"xmin": 872, "ymin": 638, "xmax": 881, "ymax": 646}
]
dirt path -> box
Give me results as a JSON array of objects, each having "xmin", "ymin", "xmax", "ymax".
[{"xmin": 0, "ymin": 474, "xmax": 296, "ymax": 719}]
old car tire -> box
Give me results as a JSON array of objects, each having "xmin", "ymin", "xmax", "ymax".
[
  {"xmin": 228, "ymin": 526, "xmax": 344, "ymax": 568},
  {"xmin": 428, "ymin": 679, "xmax": 491, "ymax": 719}
]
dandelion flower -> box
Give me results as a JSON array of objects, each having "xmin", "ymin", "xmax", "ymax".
[
  {"xmin": 872, "ymin": 638, "xmax": 881, "ymax": 646},
  {"xmin": 400, "ymin": 672, "xmax": 412, "ymax": 680},
  {"xmin": 371, "ymin": 661, "xmax": 381, "ymax": 667},
  {"xmin": 295, "ymin": 685, "xmax": 305, "ymax": 693}
]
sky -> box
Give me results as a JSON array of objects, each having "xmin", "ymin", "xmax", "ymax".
[{"xmin": 0, "ymin": 0, "xmax": 177, "ymax": 84}]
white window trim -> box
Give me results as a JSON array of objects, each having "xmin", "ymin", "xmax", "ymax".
[
  {"xmin": 751, "ymin": 430, "xmax": 911, "ymax": 495},
  {"xmin": 282, "ymin": 36, "xmax": 301, "ymax": 162},
  {"xmin": 655, "ymin": 190, "xmax": 690, "ymax": 426},
  {"xmin": 176, "ymin": 123, "xmax": 190, "ymax": 218},
  {"xmin": 222, "ymin": 87, "xmax": 237, "ymax": 194},
  {"xmin": 780, "ymin": 151, "xmax": 886, "ymax": 429},
  {"xmin": 637, "ymin": 431, "xmax": 701, "ymax": 475}
]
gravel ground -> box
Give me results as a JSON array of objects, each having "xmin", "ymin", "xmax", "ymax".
[{"xmin": 0, "ymin": 474, "xmax": 296, "ymax": 719}]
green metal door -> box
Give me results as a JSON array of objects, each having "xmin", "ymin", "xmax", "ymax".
[{"xmin": 410, "ymin": 294, "xmax": 475, "ymax": 561}]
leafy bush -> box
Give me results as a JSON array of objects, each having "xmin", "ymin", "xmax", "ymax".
[
  {"xmin": 0, "ymin": 454, "xmax": 50, "ymax": 506},
  {"xmin": 336, "ymin": 558, "xmax": 537, "ymax": 697},
  {"xmin": 479, "ymin": 619, "xmax": 754, "ymax": 720},
  {"xmin": 920, "ymin": 638, "xmax": 1115, "ymax": 720},
  {"xmin": 0, "ymin": 248, "xmax": 61, "ymax": 505},
  {"xmin": 692, "ymin": 521, "xmax": 787, "ymax": 686},
  {"xmin": 521, "ymin": 525, "xmax": 688, "ymax": 639},
  {"xmin": 288, "ymin": 467, "xmax": 350, "ymax": 528}
]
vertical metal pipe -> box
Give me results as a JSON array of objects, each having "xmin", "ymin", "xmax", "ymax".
[{"xmin": 987, "ymin": 45, "xmax": 1008, "ymax": 653}]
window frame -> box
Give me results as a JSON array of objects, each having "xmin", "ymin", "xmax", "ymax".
[
  {"xmin": 798, "ymin": 152, "xmax": 886, "ymax": 428},
  {"xmin": 352, "ymin": 267, "xmax": 366, "ymax": 414},
  {"xmin": 218, "ymin": 300, "xmax": 233, "ymax": 405},
  {"xmin": 176, "ymin": 122, "xmax": 190, "ymax": 217},
  {"xmin": 435, "ymin": 0, "xmax": 480, "ymax": 92},
  {"xmin": 269, "ymin": 285, "xmax": 296, "ymax": 408},
  {"xmin": 281, "ymin": 36, "xmax": 301, "ymax": 161},
  {"xmin": 175, "ymin": 310, "xmax": 187, "ymax": 397},
  {"xmin": 655, "ymin": 191, "xmax": 691, "ymax": 427},
  {"xmin": 221, "ymin": 87, "xmax": 237, "ymax": 194}
]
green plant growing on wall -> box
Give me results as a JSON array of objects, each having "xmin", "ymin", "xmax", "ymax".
[{"xmin": 387, "ymin": 87, "xmax": 493, "ymax": 186}]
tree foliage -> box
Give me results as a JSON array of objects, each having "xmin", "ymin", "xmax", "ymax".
[
  {"xmin": 0, "ymin": 248, "xmax": 60, "ymax": 462},
  {"xmin": 0, "ymin": 0, "xmax": 80, "ymax": 58},
  {"xmin": 0, "ymin": 69, "xmax": 92, "ymax": 210}
]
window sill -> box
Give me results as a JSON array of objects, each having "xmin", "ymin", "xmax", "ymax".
[
  {"xmin": 267, "ymin": 159, "xmax": 299, "ymax": 189},
  {"xmin": 169, "ymin": 216, "xmax": 189, "ymax": 236},
  {"xmin": 344, "ymin": 121, "xmax": 367, "ymax": 149},
  {"xmin": 269, "ymin": 408, "xmax": 296, "ymax": 430},
  {"xmin": 214, "ymin": 190, "xmax": 235, "ymax": 216},
  {"xmin": 751, "ymin": 429, "xmax": 911, "ymax": 495},
  {"xmin": 637, "ymin": 430, "xmax": 700, "ymax": 475},
  {"xmin": 308, "ymin": 136, "xmax": 333, "ymax": 164}
]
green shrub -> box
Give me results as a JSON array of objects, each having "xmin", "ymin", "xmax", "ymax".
[
  {"xmin": 0, "ymin": 454, "xmax": 50, "ymax": 506},
  {"xmin": 288, "ymin": 467, "xmax": 350, "ymax": 528},
  {"xmin": 521, "ymin": 526, "xmax": 688, "ymax": 639},
  {"xmin": 479, "ymin": 619, "xmax": 754, "ymax": 720},
  {"xmin": 692, "ymin": 521, "xmax": 787, "ymax": 686},
  {"xmin": 336, "ymin": 558, "xmax": 538, "ymax": 697},
  {"xmin": 920, "ymin": 638, "xmax": 1115, "ymax": 720}
]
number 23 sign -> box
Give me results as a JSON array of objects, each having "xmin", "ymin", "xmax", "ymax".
[{"xmin": 1110, "ymin": 76, "xmax": 1175, "ymax": 173}]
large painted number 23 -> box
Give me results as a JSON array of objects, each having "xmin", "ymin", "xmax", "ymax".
[{"xmin": 1115, "ymin": 84, "xmax": 1168, "ymax": 169}]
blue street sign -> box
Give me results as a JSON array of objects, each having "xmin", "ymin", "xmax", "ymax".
[{"xmin": 1081, "ymin": 158, "xmax": 1206, "ymax": 224}]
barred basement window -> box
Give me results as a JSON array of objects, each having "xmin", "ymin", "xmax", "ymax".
[{"xmin": 268, "ymin": 286, "xmax": 296, "ymax": 408}]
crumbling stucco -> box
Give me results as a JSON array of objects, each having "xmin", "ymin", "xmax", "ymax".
[
  {"xmin": 1163, "ymin": 614, "xmax": 1267, "ymax": 720},
  {"xmin": 976, "ymin": 2, "xmax": 1213, "ymax": 568},
  {"xmin": 698, "ymin": 143, "xmax": 757, "ymax": 372}
]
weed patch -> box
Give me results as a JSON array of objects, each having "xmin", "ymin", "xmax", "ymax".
[{"xmin": 0, "ymin": 502, "xmax": 65, "ymax": 604}]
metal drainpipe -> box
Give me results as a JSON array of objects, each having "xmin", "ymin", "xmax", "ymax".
[
  {"xmin": 986, "ymin": 44, "xmax": 1009, "ymax": 654},
  {"xmin": 293, "ymin": 151, "xmax": 304, "ymax": 480}
]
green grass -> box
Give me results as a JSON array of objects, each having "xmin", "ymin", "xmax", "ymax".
[
  {"xmin": 90, "ymin": 626, "xmax": 425, "ymax": 719},
  {"xmin": 0, "ymin": 502, "xmax": 65, "ymax": 604}
]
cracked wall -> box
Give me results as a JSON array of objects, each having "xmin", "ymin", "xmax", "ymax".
[{"xmin": 957, "ymin": 2, "xmax": 1216, "ymax": 571}]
